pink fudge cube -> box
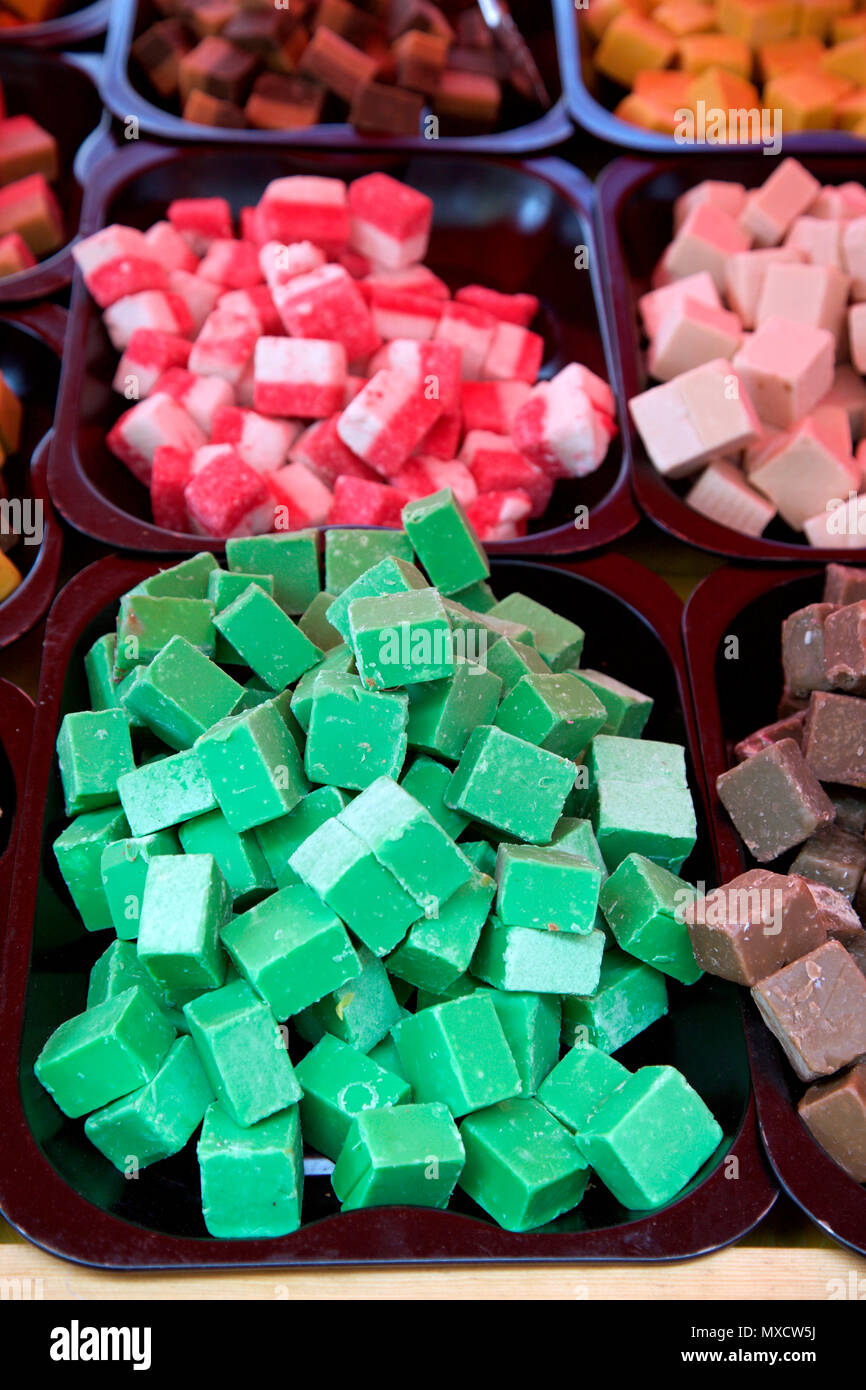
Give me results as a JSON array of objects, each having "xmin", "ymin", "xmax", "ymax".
[
  {"xmin": 348, "ymin": 172, "xmax": 433, "ymax": 271},
  {"xmin": 153, "ymin": 367, "xmax": 234, "ymax": 435},
  {"xmin": 197, "ymin": 239, "xmax": 263, "ymax": 291},
  {"xmin": 461, "ymin": 380, "xmax": 532, "ymax": 435},
  {"xmin": 151, "ymin": 445, "xmax": 193, "ymax": 532},
  {"xmin": 211, "ymin": 405, "xmax": 298, "ymax": 474},
  {"xmin": 273, "ymin": 263, "xmax": 380, "ymax": 362},
  {"xmin": 260, "ymin": 239, "xmax": 326, "ymax": 291},
  {"xmin": 188, "ymin": 308, "xmax": 259, "ymax": 386},
  {"xmin": 364, "ymin": 264, "xmax": 449, "ymax": 300},
  {"xmin": 454, "ymin": 285, "xmax": 539, "ymax": 327},
  {"xmin": 465, "ymin": 489, "xmax": 532, "ymax": 541},
  {"xmin": 74, "ymin": 225, "xmax": 168, "ymax": 309},
  {"xmin": 512, "ymin": 363, "xmax": 617, "ymax": 480},
  {"xmin": 144, "ymin": 221, "xmax": 199, "ymax": 274},
  {"xmin": 733, "ymin": 317, "xmax": 835, "ymax": 429},
  {"xmin": 756, "ymin": 262, "xmax": 850, "ymax": 343},
  {"xmin": 810, "ymin": 184, "xmax": 866, "ymax": 220},
  {"xmin": 739, "ymin": 159, "xmax": 820, "ymax": 247},
  {"xmin": 629, "ymin": 358, "xmax": 760, "ymax": 479},
  {"xmin": 434, "ymin": 303, "xmax": 498, "ymax": 379},
  {"xmin": 167, "ymin": 269, "xmax": 221, "ymax": 336},
  {"xmin": 820, "ymin": 365, "xmax": 866, "ymax": 441},
  {"xmin": 648, "ymin": 297, "xmax": 743, "ymax": 382},
  {"xmin": 253, "ymin": 337, "xmax": 347, "ymax": 419},
  {"xmin": 112, "ymin": 330, "xmax": 191, "ymax": 399},
  {"xmin": 785, "ymin": 216, "xmax": 846, "ymax": 270},
  {"xmin": 167, "ymin": 198, "xmax": 234, "ymax": 256},
  {"xmin": 685, "ymin": 458, "xmax": 776, "ymax": 537},
  {"xmin": 849, "ymin": 304, "xmax": 866, "ymax": 375},
  {"xmin": 336, "ymin": 368, "xmax": 443, "ymax": 475},
  {"xmin": 749, "ymin": 411, "xmax": 860, "ymax": 531},
  {"xmin": 107, "ymin": 393, "xmax": 207, "ymax": 487},
  {"xmin": 364, "ymin": 284, "xmax": 445, "ymax": 341},
  {"xmin": 673, "ymin": 180, "xmax": 748, "ymax": 233},
  {"xmin": 460, "ymin": 429, "xmax": 552, "ymax": 516},
  {"xmin": 329, "ymin": 475, "xmax": 408, "ymax": 527},
  {"xmin": 481, "ymin": 321, "xmax": 545, "ymax": 384},
  {"xmin": 290, "ymin": 416, "xmax": 377, "ymax": 485},
  {"xmin": 638, "ymin": 272, "xmax": 721, "ymax": 340},
  {"xmin": 103, "ymin": 291, "xmax": 193, "ymax": 351},
  {"xmin": 269, "ymin": 462, "xmax": 333, "ymax": 530},
  {"xmin": 724, "ymin": 246, "xmax": 804, "ymax": 330},
  {"xmin": 803, "ymin": 493, "xmax": 866, "ymax": 547},
  {"xmin": 184, "ymin": 450, "xmax": 274, "ymax": 539},
  {"xmin": 257, "ymin": 177, "xmax": 349, "ymax": 253},
  {"xmin": 656, "ymin": 203, "xmax": 751, "ymax": 294},
  {"xmin": 842, "ymin": 218, "xmax": 866, "ymax": 301}
]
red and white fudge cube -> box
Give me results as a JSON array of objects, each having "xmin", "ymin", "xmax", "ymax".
[
  {"xmin": 290, "ymin": 416, "xmax": 377, "ymax": 485},
  {"xmin": 481, "ymin": 321, "xmax": 545, "ymax": 384},
  {"xmin": 392, "ymin": 456, "xmax": 477, "ymax": 507},
  {"xmin": 184, "ymin": 449, "xmax": 274, "ymax": 539},
  {"xmin": 513, "ymin": 364, "xmax": 618, "ymax": 479},
  {"xmin": 434, "ymin": 303, "xmax": 497, "ymax": 379},
  {"xmin": 253, "ymin": 337, "xmax": 347, "ymax": 418},
  {"xmin": 416, "ymin": 410, "xmax": 462, "ymax": 460},
  {"xmin": 455, "ymin": 284, "xmax": 539, "ymax": 327},
  {"xmin": 197, "ymin": 238, "xmax": 263, "ymax": 291},
  {"xmin": 260, "ymin": 239, "xmax": 326, "ymax": 292},
  {"xmin": 167, "ymin": 269, "xmax": 221, "ymax": 335},
  {"xmin": 211, "ymin": 404, "xmax": 298, "ymax": 474},
  {"xmin": 257, "ymin": 177, "xmax": 350, "ymax": 253},
  {"xmin": 188, "ymin": 308, "xmax": 260, "ymax": 386},
  {"xmin": 107, "ymin": 393, "xmax": 207, "ymax": 486},
  {"xmin": 348, "ymin": 173, "xmax": 433, "ymax": 271},
  {"xmin": 167, "ymin": 198, "xmax": 234, "ymax": 256},
  {"xmin": 365, "ymin": 264, "xmax": 450, "ymax": 300},
  {"xmin": 364, "ymin": 284, "xmax": 445, "ymax": 342},
  {"xmin": 381, "ymin": 339, "xmax": 462, "ymax": 412},
  {"xmin": 112, "ymin": 330, "xmax": 191, "ymax": 399},
  {"xmin": 336, "ymin": 368, "xmax": 443, "ymax": 475},
  {"xmin": 328, "ymin": 474, "xmax": 408, "ymax": 527},
  {"xmin": 461, "ymin": 380, "xmax": 532, "ymax": 434},
  {"xmin": 268, "ymin": 462, "xmax": 333, "ymax": 529},
  {"xmin": 144, "ymin": 221, "xmax": 199, "ymax": 274},
  {"xmin": 74, "ymin": 225, "xmax": 169, "ymax": 309},
  {"xmin": 218, "ymin": 285, "xmax": 282, "ymax": 336},
  {"xmin": 153, "ymin": 367, "xmax": 235, "ymax": 435},
  {"xmin": 103, "ymin": 291, "xmax": 193, "ymax": 351},
  {"xmin": 460, "ymin": 430, "xmax": 553, "ymax": 516},
  {"xmin": 465, "ymin": 489, "xmax": 532, "ymax": 541},
  {"xmin": 273, "ymin": 263, "xmax": 380, "ymax": 362},
  {"xmin": 151, "ymin": 445, "xmax": 193, "ymax": 532}
]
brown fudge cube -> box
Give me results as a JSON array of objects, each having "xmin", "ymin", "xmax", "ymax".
[
  {"xmin": 388, "ymin": 0, "xmax": 454, "ymax": 43},
  {"xmin": 824, "ymin": 563, "xmax": 866, "ymax": 606},
  {"xmin": 223, "ymin": 10, "xmax": 295, "ymax": 52},
  {"xmin": 829, "ymin": 788, "xmax": 866, "ymax": 835},
  {"xmin": 782, "ymin": 603, "xmax": 836, "ymax": 698},
  {"xmin": 790, "ymin": 824, "xmax": 866, "ymax": 901},
  {"xmin": 393, "ymin": 30, "xmax": 450, "ymax": 94},
  {"xmin": 298, "ymin": 26, "xmax": 378, "ymax": 102},
  {"xmin": 716, "ymin": 738, "xmax": 835, "ymax": 863},
  {"xmin": 825, "ymin": 601, "xmax": 866, "ymax": 693},
  {"xmin": 349, "ymin": 79, "xmax": 424, "ymax": 133},
  {"xmin": 266, "ymin": 28, "xmax": 311, "ymax": 75},
  {"xmin": 186, "ymin": 2, "xmax": 239, "ymax": 39},
  {"xmin": 684, "ymin": 869, "xmax": 826, "ymax": 985},
  {"xmin": 314, "ymin": 0, "xmax": 381, "ymax": 47},
  {"xmin": 0, "ymin": 116, "xmax": 58, "ymax": 187},
  {"xmin": 798, "ymin": 1063, "xmax": 866, "ymax": 1180},
  {"xmin": 0, "ymin": 173, "xmax": 63, "ymax": 257},
  {"xmin": 183, "ymin": 89, "xmax": 247, "ymax": 127},
  {"xmin": 178, "ymin": 36, "xmax": 257, "ymax": 107},
  {"xmin": 752, "ymin": 940, "xmax": 866, "ymax": 1081},
  {"xmin": 448, "ymin": 46, "xmax": 508, "ymax": 80},
  {"xmin": 778, "ymin": 686, "xmax": 809, "ymax": 718},
  {"xmin": 734, "ymin": 710, "xmax": 807, "ymax": 761},
  {"xmin": 245, "ymin": 73, "xmax": 325, "ymax": 130},
  {"xmin": 803, "ymin": 879, "xmax": 864, "ymax": 944},
  {"xmin": 132, "ymin": 19, "xmax": 193, "ymax": 99},
  {"xmin": 804, "ymin": 691, "xmax": 866, "ymax": 788},
  {"xmin": 433, "ymin": 69, "xmax": 502, "ymax": 126}
]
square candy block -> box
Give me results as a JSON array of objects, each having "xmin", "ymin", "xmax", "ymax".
[
  {"xmin": 184, "ymin": 450, "xmax": 274, "ymax": 540},
  {"xmin": 791, "ymin": 823, "xmax": 866, "ymax": 899},
  {"xmin": 84, "ymin": 1036, "xmax": 213, "ymax": 1173},
  {"xmin": 513, "ymin": 364, "xmax": 616, "ymax": 481},
  {"xmin": 329, "ymin": 475, "xmax": 409, "ymax": 528},
  {"xmin": 253, "ymin": 337, "xmax": 347, "ymax": 419},
  {"xmin": 473, "ymin": 916, "xmax": 606, "ymax": 995},
  {"xmin": 138, "ymin": 853, "xmax": 231, "ymax": 997},
  {"xmin": 447, "ymin": 725, "xmax": 576, "ymax": 844},
  {"xmin": 195, "ymin": 702, "xmax": 309, "ymax": 832},
  {"xmin": 484, "ymin": 991, "xmax": 560, "ymax": 1098},
  {"xmin": 538, "ymin": 1043, "xmax": 630, "ymax": 1136},
  {"xmin": 684, "ymin": 869, "xmax": 826, "ymax": 985},
  {"xmin": 648, "ymin": 297, "xmax": 743, "ymax": 382},
  {"xmin": 255, "ymin": 785, "xmax": 350, "ymax": 888},
  {"xmin": 273, "ymin": 263, "xmax": 379, "ymax": 363},
  {"xmin": 100, "ymin": 830, "xmax": 180, "ymax": 941},
  {"xmin": 402, "ymin": 487, "xmax": 490, "ymax": 595},
  {"xmin": 294, "ymin": 943, "xmax": 404, "ymax": 1052},
  {"xmin": 724, "ymin": 246, "xmax": 804, "ymax": 329},
  {"xmin": 211, "ymin": 406, "xmax": 296, "ymax": 475},
  {"xmin": 494, "ymin": 672, "xmax": 605, "ymax": 758},
  {"xmin": 121, "ymin": 634, "xmax": 244, "ymax": 750},
  {"xmin": 74, "ymin": 224, "xmax": 169, "ymax": 308},
  {"xmin": 214, "ymin": 585, "xmax": 322, "ymax": 691},
  {"xmin": 639, "ymin": 270, "xmax": 722, "ymax": 339},
  {"xmin": 295, "ymin": 1034, "xmax": 411, "ymax": 1162},
  {"xmin": 798, "ymin": 1063, "xmax": 866, "ymax": 1181},
  {"xmin": 56, "ymin": 709, "xmax": 135, "ymax": 817},
  {"xmin": 184, "ymin": 977, "xmax": 301, "ymax": 1128},
  {"xmin": 825, "ymin": 600, "xmax": 866, "ymax": 693},
  {"xmin": 154, "ymin": 367, "xmax": 232, "ymax": 435},
  {"xmin": 55, "ymin": 806, "xmax": 131, "ymax": 933},
  {"xmin": 113, "ymin": 330, "xmax": 191, "ymax": 399},
  {"xmin": 629, "ymin": 358, "xmax": 761, "ymax": 479},
  {"xmin": 385, "ymin": 869, "xmax": 495, "ymax": 993},
  {"xmin": 197, "ymin": 1103, "xmax": 303, "ymax": 1238},
  {"xmin": 393, "ymin": 993, "xmax": 521, "ymax": 1118},
  {"xmin": 178, "ymin": 807, "xmax": 275, "ymax": 909},
  {"xmin": 226, "ymin": 530, "xmax": 321, "ymax": 615},
  {"xmin": 850, "ymin": 303, "xmax": 866, "ymax": 375},
  {"xmin": 304, "ymin": 671, "xmax": 408, "ymax": 791},
  {"xmin": 803, "ymin": 690, "xmax": 866, "ymax": 787},
  {"xmin": 496, "ymin": 843, "xmax": 602, "ymax": 935},
  {"xmin": 782, "ymin": 601, "xmax": 836, "ymax": 697},
  {"xmin": 407, "ymin": 656, "xmax": 502, "ymax": 762},
  {"xmin": 561, "ymin": 948, "xmax": 668, "ymax": 1054},
  {"xmin": 686, "ymin": 458, "xmax": 777, "ymax": 537},
  {"xmin": 348, "ymin": 588, "xmax": 454, "ymax": 690},
  {"xmin": 487, "ymin": 592, "xmax": 584, "ymax": 670},
  {"xmin": 117, "ymin": 750, "xmax": 217, "ymax": 838},
  {"xmin": 659, "ymin": 203, "xmax": 751, "ymax": 293},
  {"xmin": 733, "ymin": 318, "xmax": 835, "ymax": 429},
  {"xmin": 461, "ymin": 379, "xmax": 532, "ymax": 435},
  {"xmin": 740, "ymin": 158, "xmax": 821, "ymax": 246},
  {"xmin": 337, "ymin": 369, "xmax": 443, "ymax": 476},
  {"xmin": 458, "ymin": 1098, "xmax": 589, "ymax": 1232},
  {"xmin": 332, "ymin": 1103, "xmax": 464, "ymax": 1211},
  {"xmin": 674, "ymin": 181, "xmax": 748, "ymax": 232},
  {"xmin": 107, "ymin": 394, "xmax": 207, "ymax": 488},
  {"xmin": 400, "ymin": 755, "xmax": 471, "ymax": 840},
  {"xmin": 752, "ymin": 940, "xmax": 866, "ymax": 1081},
  {"xmin": 749, "ymin": 415, "xmax": 860, "ymax": 531},
  {"xmin": 326, "ymin": 554, "xmax": 427, "ymax": 644},
  {"xmin": 599, "ymin": 854, "xmax": 700, "ymax": 984},
  {"xmin": 716, "ymin": 737, "xmax": 835, "ymax": 860},
  {"xmin": 188, "ymin": 308, "xmax": 259, "ymax": 387},
  {"xmin": 348, "ymin": 173, "xmax": 433, "ymax": 271},
  {"xmin": 756, "ymin": 262, "xmax": 850, "ymax": 342},
  {"xmin": 257, "ymin": 175, "xmax": 350, "ymax": 252}
]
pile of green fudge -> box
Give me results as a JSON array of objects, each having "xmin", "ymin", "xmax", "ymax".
[{"xmin": 35, "ymin": 487, "xmax": 723, "ymax": 1237}]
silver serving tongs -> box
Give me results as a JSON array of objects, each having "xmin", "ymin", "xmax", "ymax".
[{"xmin": 477, "ymin": 0, "xmax": 552, "ymax": 108}]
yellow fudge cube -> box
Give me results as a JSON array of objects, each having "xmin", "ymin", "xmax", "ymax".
[
  {"xmin": 764, "ymin": 69, "xmax": 842, "ymax": 128},
  {"xmin": 822, "ymin": 35, "xmax": 866, "ymax": 84},
  {"xmin": 594, "ymin": 11, "xmax": 678, "ymax": 87},
  {"xmin": 679, "ymin": 33, "xmax": 754, "ymax": 77}
]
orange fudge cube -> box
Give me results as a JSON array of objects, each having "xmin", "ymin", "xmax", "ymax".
[
  {"xmin": 594, "ymin": 12, "xmax": 677, "ymax": 88},
  {"xmin": 765, "ymin": 70, "xmax": 846, "ymax": 130},
  {"xmin": 717, "ymin": 0, "xmax": 799, "ymax": 45},
  {"xmin": 679, "ymin": 33, "xmax": 753, "ymax": 78},
  {"xmin": 653, "ymin": 1, "xmax": 717, "ymax": 36},
  {"xmin": 796, "ymin": 0, "xmax": 854, "ymax": 42},
  {"xmin": 758, "ymin": 35, "xmax": 824, "ymax": 80},
  {"xmin": 822, "ymin": 35, "xmax": 866, "ymax": 85}
]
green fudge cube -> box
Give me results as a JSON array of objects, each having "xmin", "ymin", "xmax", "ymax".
[
  {"xmin": 221, "ymin": 883, "xmax": 358, "ymax": 1020},
  {"xmin": 117, "ymin": 749, "xmax": 216, "ymax": 837},
  {"xmin": 573, "ymin": 668, "xmax": 653, "ymax": 738},
  {"xmin": 485, "ymin": 636, "xmax": 551, "ymax": 697},
  {"xmin": 84, "ymin": 1036, "xmax": 213, "ymax": 1172},
  {"xmin": 299, "ymin": 591, "xmax": 341, "ymax": 651},
  {"xmin": 599, "ymin": 854, "xmax": 701, "ymax": 984},
  {"xmin": 446, "ymin": 726, "xmax": 575, "ymax": 844},
  {"xmin": 100, "ymin": 830, "xmax": 180, "ymax": 939},
  {"xmin": 393, "ymin": 993, "xmax": 521, "ymax": 1118},
  {"xmin": 561, "ymin": 948, "xmax": 668, "ymax": 1054},
  {"xmin": 255, "ymin": 786, "xmax": 349, "ymax": 887},
  {"xmin": 496, "ymin": 844, "xmax": 602, "ymax": 935},
  {"xmin": 338, "ymin": 775, "xmax": 471, "ymax": 915},
  {"xmin": 538, "ymin": 1043, "xmax": 630, "ymax": 1134},
  {"xmin": 115, "ymin": 594, "xmax": 215, "ymax": 675},
  {"xmin": 208, "ymin": 569, "xmax": 275, "ymax": 665},
  {"xmin": 84, "ymin": 633, "xmax": 121, "ymax": 713},
  {"xmin": 198, "ymin": 1102, "xmax": 304, "ymax": 1237},
  {"xmin": 324, "ymin": 528, "xmax": 413, "ymax": 594},
  {"xmin": 54, "ymin": 805, "xmax": 130, "ymax": 932},
  {"xmin": 87, "ymin": 939, "xmax": 185, "ymax": 1031},
  {"xmin": 294, "ymin": 943, "xmax": 404, "ymax": 1052},
  {"xmin": 304, "ymin": 672, "xmax": 408, "ymax": 791},
  {"xmin": 184, "ymin": 978, "xmax": 301, "ymax": 1128},
  {"xmin": 290, "ymin": 645, "xmax": 355, "ymax": 732},
  {"xmin": 332, "ymin": 1102, "xmax": 464, "ymax": 1211},
  {"xmin": 349, "ymin": 588, "xmax": 454, "ymax": 690},
  {"xmin": 368, "ymin": 1031, "xmax": 410, "ymax": 1082},
  {"xmin": 472, "ymin": 917, "xmax": 605, "ymax": 995},
  {"xmin": 56, "ymin": 710, "xmax": 135, "ymax": 816},
  {"xmin": 129, "ymin": 553, "xmax": 218, "ymax": 601},
  {"xmin": 592, "ymin": 780, "xmax": 697, "ymax": 873},
  {"xmin": 196, "ymin": 702, "xmax": 309, "ymax": 832},
  {"xmin": 386, "ymin": 870, "xmax": 495, "ymax": 992},
  {"xmin": 138, "ymin": 854, "xmax": 231, "ymax": 996},
  {"xmin": 459, "ymin": 1098, "xmax": 589, "ymax": 1231},
  {"xmin": 578, "ymin": 1065, "xmax": 723, "ymax": 1209},
  {"xmin": 289, "ymin": 816, "xmax": 418, "ymax": 956},
  {"xmin": 407, "ymin": 659, "xmax": 501, "ymax": 760},
  {"xmin": 587, "ymin": 735, "xmax": 688, "ymax": 792},
  {"xmin": 179, "ymin": 809, "xmax": 275, "ymax": 908},
  {"xmin": 486, "ymin": 990, "xmax": 561, "ymax": 1097},
  {"xmin": 494, "ymin": 673, "xmax": 606, "ymax": 760},
  {"xmin": 446, "ymin": 600, "xmax": 533, "ymax": 655},
  {"xmin": 296, "ymin": 1034, "xmax": 411, "ymax": 1161},
  {"xmin": 35, "ymin": 986, "xmax": 175, "ymax": 1118},
  {"xmin": 486, "ymin": 594, "xmax": 584, "ymax": 671},
  {"xmin": 121, "ymin": 636, "xmax": 244, "ymax": 750},
  {"xmin": 415, "ymin": 972, "xmax": 485, "ymax": 1011},
  {"xmin": 401, "ymin": 755, "xmax": 470, "ymax": 839},
  {"xmin": 214, "ymin": 585, "xmax": 322, "ymax": 692},
  {"xmin": 402, "ymin": 488, "xmax": 490, "ymax": 595},
  {"xmin": 461, "ymin": 839, "xmax": 497, "ymax": 876},
  {"xmin": 452, "ymin": 579, "xmax": 497, "ymax": 613},
  {"xmin": 226, "ymin": 530, "xmax": 320, "ymax": 613},
  {"xmin": 325, "ymin": 554, "xmax": 428, "ymax": 644}
]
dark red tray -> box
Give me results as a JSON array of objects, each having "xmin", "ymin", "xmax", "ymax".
[
  {"xmin": 49, "ymin": 141, "xmax": 637, "ymax": 559},
  {"xmin": 0, "ymin": 0, "xmax": 109, "ymax": 48},
  {"xmin": 0, "ymin": 551, "xmax": 775, "ymax": 1269},
  {"xmin": 0, "ymin": 49, "xmax": 105, "ymax": 306},
  {"xmin": 560, "ymin": 2, "xmax": 866, "ymax": 156},
  {"xmin": 683, "ymin": 562, "xmax": 866, "ymax": 1255},
  {"xmin": 101, "ymin": 0, "xmax": 571, "ymax": 155},
  {"xmin": 598, "ymin": 153, "xmax": 866, "ymax": 564},
  {"xmin": 0, "ymin": 678, "xmax": 33, "ymax": 926},
  {"xmin": 0, "ymin": 305, "xmax": 64, "ymax": 649}
]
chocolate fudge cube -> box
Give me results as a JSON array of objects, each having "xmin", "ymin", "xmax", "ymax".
[
  {"xmin": 246, "ymin": 73, "xmax": 325, "ymax": 130},
  {"xmin": 350, "ymin": 80, "xmax": 424, "ymax": 134},
  {"xmin": 782, "ymin": 603, "xmax": 836, "ymax": 698},
  {"xmin": 802, "ymin": 880, "xmax": 864, "ymax": 944},
  {"xmin": 798, "ymin": 1063, "xmax": 866, "ymax": 1181},
  {"xmin": 790, "ymin": 824, "xmax": 866, "ymax": 901},
  {"xmin": 734, "ymin": 711, "xmax": 807, "ymax": 761},
  {"xmin": 132, "ymin": 19, "xmax": 193, "ymax": 99},
  {"xmin": 803, "ymin": 692, "xmax": 866, "ymax": 788},
  {"xmin": 824, "ymin": 563, "xmax": 866, "ymax": 606},
  {"xmin": 298, "ymin": 26, "xmax": 377, "ymax": 102},
  {"xmin": 184, "ymin": 90, "xmax": 248, "ymax": 127},
  {"xmin": 825, "ymin": 602, "xmax": 866, "ymax": 694},
  {"xmin": 716, "ymin": 738, "xmax": 835, "ymax": 863},
  {"xmin": 684, "ymin": 869, "xmax": 826, "ymax": 986},
  {"xmin": 179, "ymin": 36, "xmax": 257, "ymax": 107},
  {"xmin": 752, "ymin": 940, "xmax": 866, "ymax": 1082}
]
